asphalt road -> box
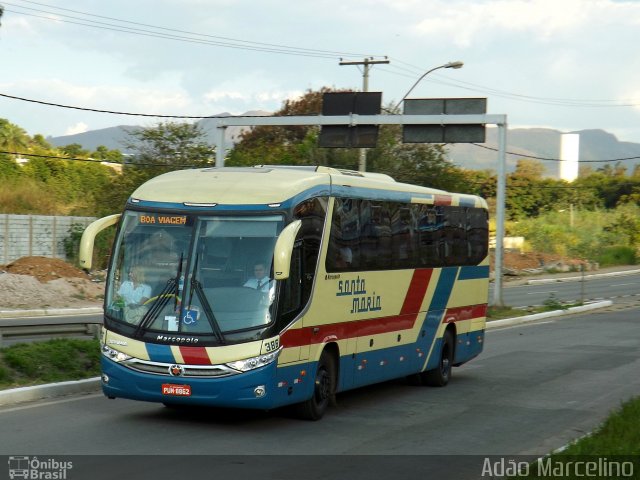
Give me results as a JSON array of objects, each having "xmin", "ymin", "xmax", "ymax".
[
  {"xmin": 1, "ymin": 307, "xmax": 638, "ymax": 463},
  {"xmin": 490, "ymin": 271, "xmax": 640, "ymax": 308}
]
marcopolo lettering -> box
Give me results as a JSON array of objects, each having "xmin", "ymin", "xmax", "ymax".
[{"xmin": 156, "ymin": 335, "xmax": 199, "ymax": 344}]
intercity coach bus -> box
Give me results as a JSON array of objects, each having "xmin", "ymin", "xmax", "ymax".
[{"xmin": 80, "ymin": 165, "xmax": 489, "ymax": 420}]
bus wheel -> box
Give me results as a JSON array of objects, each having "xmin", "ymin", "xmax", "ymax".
[
  {"xmin": 295, "ymin": 351, "xmax": 335, "ymax": 421},
  {"xmin": 422, "ymin": 330, "xmax": 454, "ymax": 387}
]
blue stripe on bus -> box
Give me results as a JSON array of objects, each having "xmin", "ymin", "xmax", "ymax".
[
  {"xmin": 459, "ymin": 196, "xmax": 477, "ymax": 207},
  {"xmin": 129, "ymin": 199, "xmax": 288, "ymax": 212},
  {"xmin": 285, "ymin": 185, "xmax": 332, "ymax": 207},
  {"xmin": 130, "ymin": 185, "xmax": 480, "ymax": 211},
  {"xmin": 428, "ymin": 267, "xmax": 459, "ymax": 311},
  {"xmin": 330, "ymin": 185, "xmax": 434, "ymax": 203},
  {"xmin": 145, "ymin": 343, "xmax": 175, "ymax": 363},
  {"xmin": 458, "ymin": 265, "xmax": 490, "ymax": 280}
]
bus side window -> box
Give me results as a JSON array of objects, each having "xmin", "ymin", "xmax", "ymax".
[{"xmin": 467, "ymin": 208, "xmax": 489, "ymax": 264}]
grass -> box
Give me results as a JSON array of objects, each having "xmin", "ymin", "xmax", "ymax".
[
  {"xmin": 487, "ymin": 294, "xmax": 584, "ymax": 321},
  {"xmin": 510, "ymin": 397, "xmax": 640, "ymax": 478},
  {"xmin": 558, "ymin": 397, "xmax": 640, "ymax": 455},
  {"xmin": 0, "ymin": 338, "xmax": 100, "ymax": 389}
]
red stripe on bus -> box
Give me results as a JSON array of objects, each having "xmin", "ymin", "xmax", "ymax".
[
  {"xmin": 434, "ymin": 194, "xmax": 452, "ymax": 206},
  {"xmin": 179, "ymin": 346, "xmax": 211, "ymax": 365},
  {"xmin": 281, "ymin": 303, "xmax": 488, "ymax": 348},
  {"xmin": 442, "ymin": 304, "xmax": 488, "ymax": 323},
  {"xmin": 281, "ymin": 314, "xmax": 418, "ymax": 348},
  {"xmin": 281, "ymin": 270, "xmax": 436, "ymax": 348},
  {"xmin": 400, "ymin": 269, "xmax": 434, "ymax": 315}
]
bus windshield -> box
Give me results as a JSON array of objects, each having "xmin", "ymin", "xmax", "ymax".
[{"xmin": 105, "ymin": 210, "xmax": 284, "ymax": 343}]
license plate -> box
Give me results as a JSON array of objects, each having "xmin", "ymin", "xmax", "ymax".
[{"xmin": 162, "ymin": 384, "xmax": 192, "ymax": 396}]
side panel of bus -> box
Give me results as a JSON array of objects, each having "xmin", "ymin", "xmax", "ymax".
[{"xmin": 278, "ymin": 195, "xmax": 488, "ymax": 395}]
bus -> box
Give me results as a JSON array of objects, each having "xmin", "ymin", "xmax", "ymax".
[{"xmin": 80, "ymin": 165, "xmax": 489, "ymax": 420}]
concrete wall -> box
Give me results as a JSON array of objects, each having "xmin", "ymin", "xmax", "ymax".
[{"xmin": 0, "ymin": 214, "xmax": 96, "ymax": 265}]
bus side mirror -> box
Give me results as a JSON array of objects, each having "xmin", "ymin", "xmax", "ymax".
[
  {"xmin": 273, "ymin": 220, "xmax": 302, "ymax": 280},
  {"xmin": 79, "ymin": 214, "xmax": 121, "ymax": 270}
]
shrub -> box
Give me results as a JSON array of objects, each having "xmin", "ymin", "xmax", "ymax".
[{"xmin": 597, "ymin": 245, "xmax": 637, "ymax": 267}]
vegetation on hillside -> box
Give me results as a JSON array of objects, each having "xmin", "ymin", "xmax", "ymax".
[{"xmin": 1, "ymin": 87, "xmax": 640, "ymax": 265}]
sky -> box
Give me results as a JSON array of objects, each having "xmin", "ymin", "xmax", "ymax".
[{"xmin": 1, "ymin": 0, "xmax": 639, "ymax": 145}]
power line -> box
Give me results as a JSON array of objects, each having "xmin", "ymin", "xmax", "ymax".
[
  {"xmin": 471, "ymin": 143, "xmax": 640, "ymax": 163},
  {"xmin": 3, "ymin": 91, "xmax": 640, "ymax": 165},
  {"xmin": 0, "ymin": 150, "xmax": 205, "ymax": 167},
  {"xmin": 0, "ymin": 92, "xmax": 251, "ymax": 118},
  {"xmin": 384, "ymin": 57, "xmax": 640, "ymax": 108},
  {"xmin": 4, "ymin": 1, "xmax": 379, "ymax": 59}
]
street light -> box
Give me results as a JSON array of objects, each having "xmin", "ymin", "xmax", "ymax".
[{"xmin": 399, "ymin": 61, "xmax": 464, "ymax": 106}]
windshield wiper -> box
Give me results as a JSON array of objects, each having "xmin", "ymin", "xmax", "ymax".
[
  {"xmin": 192, "ymin": 279, "xmax": 226, "ymax": 344},
  {"xmin": 134, "ymin": 253, "xmax": 184, "ymax": 338},
  {"xmin": 133, "ymin": 277, "xmax": 177, "ymax": 338}
]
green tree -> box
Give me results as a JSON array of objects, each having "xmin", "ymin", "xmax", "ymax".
[
  {"xmin": 228, "ymin": 88, "xmax": 464, "ymax": 191},
  {"xmin": 96, "ymin": 121, "xmax": 215, "ymax": 213},
  {"xmin": 0, "ymin": 119, "xmax": 29, "ymax": 157},
  {"xmin": 31, "ymin": 134, "xmax": 53, "ymax": 150},
  {"xmin": 599, "ymin": 203, "xmax": 640, "ymax": 248},
  {"xmin": 366, "ymin": 124, "xmax": 467, "ymax": 192},
  {"xmin": 92, "ymin": 145, "xmax": 124, "ymax": 163},
  {"xmin": 59, "ymin": 143, "xmax": 90, "ymax": 158},
  {"xmin": 123, "ymin": 122, "xmax": 214, "ymax": 179},
  {"xmin": 460, "ymin": 169, "xmax": 497, "ymax": 198},
  {"xmin": 228, "ymin": 87, "xmax": 356, "ymax": 167}
]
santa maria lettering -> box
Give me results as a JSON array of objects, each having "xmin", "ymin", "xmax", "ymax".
[{"xmin": 335, "ymin": 276, "xmax": 382, "ymax": 314}]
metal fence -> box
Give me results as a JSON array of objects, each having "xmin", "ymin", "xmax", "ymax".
[
  {"xmin": 0, "ymin": 313, "xmax": 102, "ymax": 347},
  {"xmin": 0, "ymin": 214, "xmax": 96, "ymax": 265}
]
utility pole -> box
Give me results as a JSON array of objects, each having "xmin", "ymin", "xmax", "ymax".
[{"xmin": 339, "ymin": 57, "xmax": 389, "ymax": 172}]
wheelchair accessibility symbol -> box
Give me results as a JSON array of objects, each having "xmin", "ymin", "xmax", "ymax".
[{"xmin": 182, "ymin": 308, "xmax": 199, "ymax": 325}]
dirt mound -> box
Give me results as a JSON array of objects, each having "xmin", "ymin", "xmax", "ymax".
[
  {"xmin": 0, "ymin": 256, "xmax": 103, "ymax": 309},
  {"xmin": 497, "ymin": 251, "xmax": 590, "ymax": 275},
  {"xmin": 2, "ymin": 256, "xmax": 90, "ymax": 283}
]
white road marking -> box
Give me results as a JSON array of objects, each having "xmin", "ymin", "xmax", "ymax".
[
  {"xmin": 488, "ymin": 321, "xmax": 556, "ymax": 332},
  {"xmin": 0, "ymin": 393, "xmax": 103, "ymax": 414}
]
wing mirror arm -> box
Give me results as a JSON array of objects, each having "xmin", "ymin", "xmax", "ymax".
[
  {"xmin": 79, "ymin": 214, "xmax": 121, "ymax": 270},
  {"xmin": 273, "ymin": 220, "xmax": 302, "ymax": 280}
]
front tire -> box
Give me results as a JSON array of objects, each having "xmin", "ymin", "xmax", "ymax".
[
  {"xmin": 422, "ymin": 329, "xmax": 454, "ymax": 387},
  {"xmin": 295, "ymin": 351, "xmax": 336, "ymax": 421}
]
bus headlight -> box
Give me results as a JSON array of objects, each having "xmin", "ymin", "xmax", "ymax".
[
  {"xmin": 226, "ymin": 349, "xmax": 281, "ymax": 372},
  {"xmin": 101, "ymin": 344, "xmax": 132, "ymax": 363}
]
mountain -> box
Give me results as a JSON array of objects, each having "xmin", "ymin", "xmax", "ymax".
[
  {"xmin": 47, "ymin": 110, "xmax": 271, "ymax": 152},
  {"xmin": 49, "ymin": 117, "xmax": 640, "ymax": 178},
  {"xmin": 445, "ymin": 127, "xmax": 640, "ymax": 176}
]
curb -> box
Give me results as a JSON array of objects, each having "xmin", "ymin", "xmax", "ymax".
[
  {"xmin": 0, "ymin": 307, "xmax": 103, "ymax": 319},
  {"xmin": 526, "ymin": 269, "xmax": 640, "ymax": 285},
  {"xmin": 0, "ymin": 377, "xmax": 101, "ymax": 406},
  {"xmin": 486, "ymin": 300, "xmax": 613, "ymax": 329}
]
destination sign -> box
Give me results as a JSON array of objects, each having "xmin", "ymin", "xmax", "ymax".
[{"xmin": 138, "ymin": 214, "xmax": 188, "ymax": 226}]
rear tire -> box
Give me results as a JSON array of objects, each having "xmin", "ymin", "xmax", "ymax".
[
  {"xmin": 422, "ymin": 329, "xmax": 454, "ymax": 387},
  {"xmin": 295, "ymin": 350, "xmax": 336, "ymax": 421}
]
